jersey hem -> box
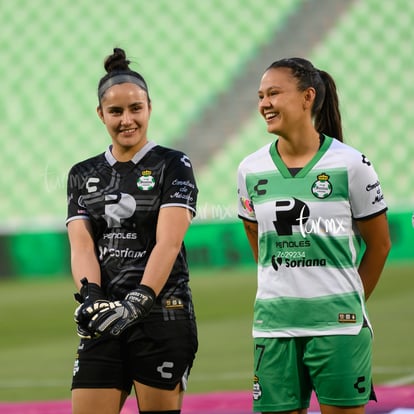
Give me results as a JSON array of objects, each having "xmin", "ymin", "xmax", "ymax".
[{"xmin": 253, "ymin": 324, "xmax": 363, "ymax": 337}]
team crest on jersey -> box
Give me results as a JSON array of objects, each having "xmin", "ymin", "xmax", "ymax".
[
  {"xmin": 311, "ymin": 172, "xmax": 332, "ymax": 199},
  {"xmin": 137, "ymin": 170, "xmax": 155, "ymax": 191}
]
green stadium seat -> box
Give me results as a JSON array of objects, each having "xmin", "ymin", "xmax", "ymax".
[{"xmin": 1, "ymin": 0, "xmax": 412, "ymax": 229}]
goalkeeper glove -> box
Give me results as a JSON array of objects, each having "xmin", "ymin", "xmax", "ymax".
[
  {"xmin": 89, "ymin": 284, "xmax": 156, "ymax": 337},
  {"xmin": 74, "ymin": 278, "xmax": 110, "ymax": 339}
]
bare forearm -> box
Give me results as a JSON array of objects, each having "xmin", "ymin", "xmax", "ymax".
[
  {"xmin": 67, "ymin": 220, "xmax": 101, "ymax": 290},
  {"xmin": 243, "ymin": 220, "xmax": 259, "ymax": 263},
  {"xmin": 140, "ymin": 241, "xmax": 181, "ymax": 296},
  {"xmin": 71, "ymin": 249, "xmax": 101, "ymax": 290},
  {"xmin": 358, "ymin": 244, "xmax": 390, "ymax": 300},
  {"xmin": 140, "ymin": 206, "xmax": 192, "ymax": 295},
  {"xmin": 356, "ymin": 213, "xmax": 391, "ymax": 300}
]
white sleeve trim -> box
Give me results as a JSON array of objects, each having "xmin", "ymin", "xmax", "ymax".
[
  {"xmin": 160, "ymin": 203, "xmax": 196, "ymax": 215},
  {"xmin": 65, "ymin": 215, "xmax": 90, "ymax": 226}
]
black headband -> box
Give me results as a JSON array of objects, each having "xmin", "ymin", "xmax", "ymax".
[{"xmin": 98, "ymin": 74, "xmax": 148, "ymax": 100}]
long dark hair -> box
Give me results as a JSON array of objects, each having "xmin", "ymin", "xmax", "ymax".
[{"xmin": 267, "ymin": 58, "xmax": 343, "ymax": 142}]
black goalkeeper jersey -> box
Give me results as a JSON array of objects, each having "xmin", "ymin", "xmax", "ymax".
[{"xmin": 66, "ymin": 141, "xmax": 198, "ymax": 321}]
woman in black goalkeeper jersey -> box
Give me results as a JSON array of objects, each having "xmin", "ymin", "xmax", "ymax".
[{"xmin": 66, "ymin": 48, "xmax": 198, "ymax": 414}]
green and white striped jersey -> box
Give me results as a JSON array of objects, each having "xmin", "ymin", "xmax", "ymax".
[{"xmin": 237, "ymin": 136, "xmax": 387, "ymax": 337}]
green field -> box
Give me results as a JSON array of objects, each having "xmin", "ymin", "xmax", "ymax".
[{"xmin": 0, "ymin": 263, "xmax": 413, "ymax": 402}]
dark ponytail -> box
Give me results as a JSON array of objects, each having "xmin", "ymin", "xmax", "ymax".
[
  {"xmin": 314, "ymin": 70, "xmax": 343, "ymax": 142},
  {"xmin": 266, "ymin": 58, "xmax": 343, "ymax": 142}
]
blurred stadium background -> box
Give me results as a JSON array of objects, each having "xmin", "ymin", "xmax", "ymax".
[
  {"xmin": 1, "ymin": 0, "xmax": 414, "ymax": 407},
  {"xmin": 0, "ymin": 0, "xmax": 413, "ymax": 277}
]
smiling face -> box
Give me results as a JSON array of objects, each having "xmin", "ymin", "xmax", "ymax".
[
  {"xmin": 97, "ymin": 82, "xmax": 152, "ymax": 160},
  {"xmin": 258, "ymin": 67, "xmax": 315, "ymax": 138}
]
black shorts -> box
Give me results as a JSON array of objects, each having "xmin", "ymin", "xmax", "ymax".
[{"xmin": 71, "ymin": 319, "xmax": 198, "ymax": 392}]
